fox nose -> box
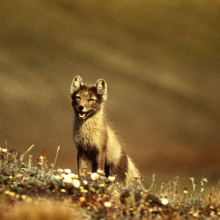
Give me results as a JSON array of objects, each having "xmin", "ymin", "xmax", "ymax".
[{"xmin": 78, "ymin": 105, "xmax": 84, "ymax": 111}]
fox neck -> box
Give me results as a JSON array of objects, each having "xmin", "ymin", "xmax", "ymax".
[{"xmin": 73, "ymin": 108, "xmax": 107, "ymax": 150}]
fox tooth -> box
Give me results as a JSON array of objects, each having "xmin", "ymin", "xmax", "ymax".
[{"xmin": 79, "ymin": 113, "xmax": 85, "ymax": 118}]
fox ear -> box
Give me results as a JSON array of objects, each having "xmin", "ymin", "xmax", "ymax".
[
  {"xmin": 96, "ymin": 79, "xmax": 107, "ymax": 100},
  {"xmin": 70, "ymin": 75, "xmax": 84, "ymax": 95}
]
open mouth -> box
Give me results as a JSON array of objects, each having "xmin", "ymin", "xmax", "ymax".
[
  {"xmin": 79, "ymin": 112, "xmax": 86, "ymax": 119},
  {"xmin": 78, "ymin": 111, "xmax": 91, "ymax": 119}
]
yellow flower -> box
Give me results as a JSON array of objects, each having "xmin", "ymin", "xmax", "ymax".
[
  {"xmin": 21, "ymin": 195, "xmax": 27, "ymax": 200},
  {"xmin": 80, "ymin": 197, "xmax": 85, "ymax": 202},
  {"xmin": 90, "ymin": 188, "xmax": 96, "ymax": 192},
  {"xmin": 193, "ymin": 213, "xmax": 198, "ymax": 217},
  {"xmin": 210, "ymin": 211, "xmax": 215, "ymax": 217},
  {"xmin": 9, "ymin": 192, "xmax": 15, "ymax": 197},
  {"xmin": 113, "ymin": 190, "xmax": 119, "ymax": 197},
  {"xmin": 60, "ymin": 189, "xmax": 66, "ymax": 193},
  {"xmin": 4, "ymin": 190, "xmax": 10, "ymax": 195}
]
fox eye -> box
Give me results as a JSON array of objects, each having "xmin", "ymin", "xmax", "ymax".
[
  {"xmin": 89, "ymin": 98, "xmax": 96, "ymax": 102},
  {"xmin": 75, "ymin": 96, "xmax": 81, "ymax": 100}
]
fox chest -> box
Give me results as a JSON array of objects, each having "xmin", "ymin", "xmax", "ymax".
[{"xmin": 74, "ymin": 123, "xmax": 106, "ymax": 152}]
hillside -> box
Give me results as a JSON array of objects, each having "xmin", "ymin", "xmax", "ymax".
[{"xmin": 0, "ymin": 0, "xmax": 220, "ymax": 185}]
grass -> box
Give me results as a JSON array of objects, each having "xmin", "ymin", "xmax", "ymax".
[{"xmin": 0, "ymin": 146, "xmax": 220, "ymax": 219}]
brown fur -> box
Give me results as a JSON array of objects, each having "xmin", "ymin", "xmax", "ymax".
[{"xmin": 109, "ymin": 148, "xmax": 128, "ymax": 184}]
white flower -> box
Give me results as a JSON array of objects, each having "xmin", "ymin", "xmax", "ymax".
[
  {"xmin": 73, "ymin": 179, "xmax": 80, "ymax": 188},
  {"xmin": 108, "ymin": 176, "xmax": 116, "ymax": 182},
  {"xmin": 68, "ymin": 173, "xmax": 77, "ymax": 179},
  {"xmin": 83, "ymin": 180, "xmax": 88, "ymax": 185},
  {"xmin": 39, "ymin": 156, "xmax": 43, "ymax": 163},
  {"xmin": 61, "ymin": 173, "xmax": 66, "ymax": 179},
  {"xmin": 55, "ymin": 175, "xmax": 62, "ymax": 181},
  {"xmin": 1, "ymin": 148, "xmax": 7, "ymax": 153},
  {"xmin": 104, "ymin": 202, "xmax": 111, "ymax": 207},
  {"xmin": 63, "ymin": 176, "xmax": 72, "ymax": 184},
  {"xmin": 201, "ymin": 177, "xmax": 208, "ymax": 183},
  {"xmin": 64, "ymin": 169, "xmax": 71, "ymax": 174},
  {"xmin": 160, "ymin": 198, "xmax": 169, "ymax": 206},
  {"xmin": 91, "ymin": 172, "xmax": 99, "ymax": 181},
  {"xmin": 57, "ymin": 169, "xmax": 63, "ymax": 173},
  {"xmin": 97, "ymin": 169, "xmax": 104, "ymax": 175}
]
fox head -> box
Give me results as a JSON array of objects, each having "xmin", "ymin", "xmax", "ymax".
[{"xmin": 70, "ymin": 75, "xmax": 107, "ymax": 120}]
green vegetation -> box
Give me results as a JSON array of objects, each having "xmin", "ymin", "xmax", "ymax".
[{"xmin": 0, "ymin": 146, "xmax": 220, "ymax": 219}]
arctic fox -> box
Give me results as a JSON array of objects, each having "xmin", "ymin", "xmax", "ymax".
[{"xmin": 70, "ymin": 75, "xmax": 142, "ymax": 188}]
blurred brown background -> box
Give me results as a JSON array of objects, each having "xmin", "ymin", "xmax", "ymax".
[{"xmin": 0, "ymin": 0, "xmax": 220, "ymax": 188}]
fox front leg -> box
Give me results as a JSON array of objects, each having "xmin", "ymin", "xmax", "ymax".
[
  {"xmin": 77, "ymin": 151, "xmax": 87, "ymax": 176},
  {"xmin": 96, "ymin": 149, "xmax": 106, "ymax": 174}
]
